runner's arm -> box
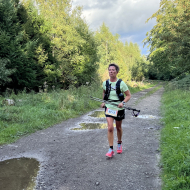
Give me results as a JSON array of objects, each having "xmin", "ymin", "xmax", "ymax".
[
  {"xmin": 118, "ymin": 90, "xmax": 131, "ymax": 108},
  {"xmin": 123, "ymin": 90, "xmax": 131, "ymax": 103},
  {"xmin": 101, "ymin": 90, "xmax": 106, "ymax": 108}
]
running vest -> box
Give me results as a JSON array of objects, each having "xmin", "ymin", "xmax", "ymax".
[{"xmin": 104, "ymin": 79, "xmax": 124, "ymax": 101}]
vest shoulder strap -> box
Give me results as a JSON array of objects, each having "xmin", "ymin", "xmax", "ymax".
[
  {"xmin": 116, "ymin": 79, "xmax": 122, "ymax": 94},
  {"xmin": 105, "ymin": 79, "xmax": 110, "ymax": 92},
  {"xmin": 104, "ymin": 79, "xmax": 111, "ymax": 100},
  {"xmin": 106, "ymin": 79, "xmax": 109, "ymax": 86}
]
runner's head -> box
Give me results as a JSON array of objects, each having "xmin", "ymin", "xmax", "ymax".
[{"xmin": 108, "ymin": 63, "xmax": 120, "ymax": 73}]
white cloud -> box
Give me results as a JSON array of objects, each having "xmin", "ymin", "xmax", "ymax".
[{"xmin": 72, "ymin": 0, "xmax": 160, "ymax": 54}]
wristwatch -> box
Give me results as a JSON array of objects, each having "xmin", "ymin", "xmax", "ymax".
[{"xmin": 122, "ymin": 101, "xmax": 125, "ymax": 105}]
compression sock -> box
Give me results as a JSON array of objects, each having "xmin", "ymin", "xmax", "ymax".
[{"xmin": 118, "ymin": 141, "xmax": 122, "ymax": 145}]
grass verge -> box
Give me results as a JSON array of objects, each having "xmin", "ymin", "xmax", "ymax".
[
  {"xmin": 0, "ymin": 80, "xmax": 157, "ymax": 145},
  {"xmin": 160, "ymin": 89, "xmax": 190, "ymax": 190}
]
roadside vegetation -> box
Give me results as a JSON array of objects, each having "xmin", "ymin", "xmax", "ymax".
[
  {"xmin": 0, "ymin": 0, "xmax": 149, "ymax": 94},
  {"xmin": 1, "ymin": 0, "xmax": 190, "ymax": 188},
  {"xmin": 160, "ymin": 75, "xmax": 190, "ymax": 190},
  {"xmin": 144, "ymin": 0, "xmax": 190, "ymax": 81},
  {"xmin": 0, "ymin": 80, "xmax": 156, "ymax": 145}
]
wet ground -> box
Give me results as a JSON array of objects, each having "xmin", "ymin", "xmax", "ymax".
[
  {"xmin": 0, "ymin": 85, "xmax": 163, "ymax": 190},
  {"xmin": 0, "ymin": 158, "xmax": 39, "ymax": 190}
]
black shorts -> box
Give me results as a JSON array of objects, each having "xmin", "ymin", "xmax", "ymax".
[{"xmin": 105, "ymin": 106, "xmax": 125, "ymax": 121}]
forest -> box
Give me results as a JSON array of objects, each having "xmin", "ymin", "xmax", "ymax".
[
  {"xmin": 1, "ymin": 0, "xmax": 190, "ymax": 94},
  {"xmin": 0, "ymin": 0, "xmax": 149, "ymax": 94}
]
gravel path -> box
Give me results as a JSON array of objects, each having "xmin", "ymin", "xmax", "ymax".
[{"xmin": 0, "ymin": 86, "xmax": 164, "ymax": 190}]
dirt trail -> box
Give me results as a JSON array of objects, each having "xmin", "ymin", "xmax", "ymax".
[{"xmin": 0, "ymin": 86, "xmax": 164, "ymax": 190}]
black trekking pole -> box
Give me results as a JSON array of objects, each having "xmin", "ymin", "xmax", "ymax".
[{"xmin": 90, "ymin": 96, "xmax": 140, "ymax": 117}]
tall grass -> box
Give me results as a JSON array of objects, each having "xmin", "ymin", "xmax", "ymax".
[
  {"xmin": 166, "ymin": 74, "xmax": 190, "ymax": 91},
  {"xmin": 160, "ymin": 87, "xmax": 190, "ymax": 189},
  {"xmin": 0, "ymin": 82, "xmax": 102, "ymax": 145},
  {"xmin": 0, "ymin": 80, "xmax": 157, "ymax": 145}
]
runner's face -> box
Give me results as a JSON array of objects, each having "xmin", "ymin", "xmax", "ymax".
[{"xmin": 108, "ymin": 66, "xmax": 118, "ymax": 78}]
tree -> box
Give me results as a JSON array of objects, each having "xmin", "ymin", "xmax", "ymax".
[
  {"xmin": 71, "ymin": 8, "xmax": 99, "ymax": 84},
  {"xmin": 0, "ymin": 59, "xmax": 15, "ymax": 86},
  {"xmin": 144, "ymin": 0, "xmax": 190, "ymax": 80},
  {"xmin": 35, "ymin": 0, "xmax": 99, "ymax": 87},
  {"xmin": 95, "ymin": 23, "xmax": 123, "ymax": 81},
  {"xmin": 0, "ymin": 0, "xmax": 37, "ymax": 93},
  {"xmin": 95, "ymin": 23, "xmax": 148, "ymax": 82}
]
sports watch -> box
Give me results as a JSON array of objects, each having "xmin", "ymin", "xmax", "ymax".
[{"xmin": 122, "ymin": 101, "xmax": 125, "ymax": 105}]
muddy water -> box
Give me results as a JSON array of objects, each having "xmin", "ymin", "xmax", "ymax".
[
  {"xmin": 71, "ymin": 123, "xmax": 116, "ymax": 130},
  {"xmin": 72, "ymin": 123, "xmax": 108, "ymax": 130},
  {"xmin": 88, "ymin": 111, "xmax": 105, "ymax": 118},
  {"xmin": 0, "ymin": 157, "xmax": 39, "ymax": 190}
]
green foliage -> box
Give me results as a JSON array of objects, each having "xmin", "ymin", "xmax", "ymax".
[
  {"xmin": 165, "ymin": 74, "xmax": 190, "ymax": 91},
  {"xmin": 0, "ymin": 0, "xmax": 56, "ymax": 92},
  {"xmin": 69, "ymin": 8, "xmax": 99, "ymax": 85},
  {"xmin": 144, "ymin": 0, "xmax": 190, "ymax": 80},
  {"xmin": 0, "ymin": 0, "xmax": 147, "ymax": 94},
  {"xmin": 0, "ymin": 81, "xmax": 102, "ymax": 145},
  {"xmin": 0, "ymin": 58, "xmax": 15, "ymax": 86},
  {"xmin": 18, "ymin": 0, "xmax": 59, "ymax": 87},
  {"xmin": 0, "ymin": 0, "xmax": 99, "ymax": 93},
  {"xmin": 0, "ymin": 0, "xmax": 35, "ymax": 91},
  {"xmin": 160, "ymin": 89, "xmax": 190, "ymax": 189},
  {"xmin": 95, "ymin": 23, "xmax": 148, "ymax": 82},
  {"xmin": 35, "ymin": 0, "xmax": 99, "ymax": 87},
  {"xmin": 131, "ymin": 56, "xmax": 150, "ymax": 81}
]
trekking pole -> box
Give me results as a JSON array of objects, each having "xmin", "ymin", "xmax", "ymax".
[{"xmin": 90, "ymin": 96, "xmax": 140, "ymax": 117}]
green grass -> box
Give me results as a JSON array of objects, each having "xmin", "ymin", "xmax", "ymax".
[
  {"xmin": 0, "ymin": 80, "xmax": 157, "ymax": 145},
  {"xmin": 167, "ymin": 74, "xmax": 190, "ymax": 91},
  {"xmin": 160, "ymin": 89, "xmax": 190, "ymax": 190},
  {"xmin": 0, "ymin": 82, "xmax": 102, "ymax": 145}
]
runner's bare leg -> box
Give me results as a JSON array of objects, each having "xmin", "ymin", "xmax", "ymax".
[
  {"xmin": 116, "ymin": 120, "xmax": 122, "ymax": 142},
  {"xmin": 106, "ymin": 117, "xmax": 114, "ymax": 146}
]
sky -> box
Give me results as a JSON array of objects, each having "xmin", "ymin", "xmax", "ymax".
[{"xmin": 72, "ymin": 0, "xmax": 161, "ymax": 55}]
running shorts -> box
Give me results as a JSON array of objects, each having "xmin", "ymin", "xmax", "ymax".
[{"xmin": 105, "ymin": 106, "xmax": 125, "ymax": 121}]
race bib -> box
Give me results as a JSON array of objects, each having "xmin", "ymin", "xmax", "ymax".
[{"xmin": 106, "ymin": 108, "xmax": 118, "ymax": 117}]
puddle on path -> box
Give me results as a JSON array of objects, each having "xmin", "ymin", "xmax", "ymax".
[
  {"xmin": 0, "ymin": 157, "xmax": 39, "ymax": 190},
  {"xmin": 137, "ymin": 115, "xmax": 160, "ymax": 119},
  {"xmin": 88, "ymin": 111, "xmax": 105, "ymax": 118},
  {"xmin": 71, "ymin": 123, "xmax": 116, "ymax": 130}
]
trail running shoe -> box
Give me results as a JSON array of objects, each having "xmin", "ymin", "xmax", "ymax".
[
  {"xmin": 106, "ymin": 148, "xmax": 115, "ymax": 158},
  {"xmin": 117, "ymin": 144, "xmax": 122, "ymax": 154}
]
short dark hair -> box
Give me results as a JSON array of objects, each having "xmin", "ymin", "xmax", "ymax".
[{"xmin": 108, "ymin": 63, "xmax": 119, "ymax": 72}]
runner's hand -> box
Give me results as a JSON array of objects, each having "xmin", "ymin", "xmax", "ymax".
[
  {"xmin": 101, "ymin": 103, "xmax": 105, "ymax": 108},
  {"xmin": 118, "ymin": 103, "xmax": 124, "ymax": 108}
]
